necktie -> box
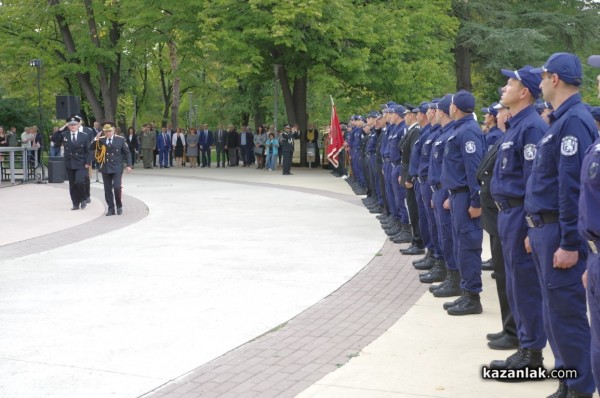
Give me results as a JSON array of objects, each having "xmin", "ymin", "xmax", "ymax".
[
  {"xmin": 108, "ymin": 138, "xmax": 112, "ymax": 146},
  {"xmin": 163, "ymin": 134, "xmax": 166, "ymax": 145}
]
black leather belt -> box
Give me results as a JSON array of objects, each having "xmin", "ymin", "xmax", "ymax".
[
  {"xmin": 495, "ymin": 198, "xmax": 525, "ymax": 212},
  {"xmin": 525, "ymin": 213, "xmax": 559, "ymax": 228},
  {"xmin": 589, "ymin": 240, "xmax": 600, "ymax": 254},
  {"xmin": 448, "ymin": 187, "xmax": 470, "ymax": 195},
  {"xmin": 430, "ymin": 183, "xmax": 442, "ymax": 193},
  {"xmin": 417, "ymin": 176, "xmax": 427, "ymax": 184}
]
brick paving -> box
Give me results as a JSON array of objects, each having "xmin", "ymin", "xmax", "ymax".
[{"xmin": 144, "ymin": 233, "xmax": 427, "ymax": 398}]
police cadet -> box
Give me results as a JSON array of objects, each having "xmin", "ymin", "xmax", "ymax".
[
  {"xmin": 359, "ymin": 116, "xmax": 375, "ymax": 205},
  {"xmin": 424, "ymin": 95, "xmax": 457, "ymax": 290},
  {"xmin": 376, "ymin": 104, "xmax": 395, "ymax": 224},
  {"xmin": 140, "ymin": 124, "xmax": 156, "ymax": 169},
  {"xmin": 589, "ymin": 106, "xmax": 600, "ymax": 134},
  {"xmin": 489, "ymin": 66, "xmax": 547, "ymax": 364},
  {"xmin": 442, "ymin": 90, "xmax": 484, "ymax": 316},
  {"xmin": 280, "ymin": 124, "xmax": 300, "ymax": 175},
  {"xmin": 92, "ymin": 122, "xmax": 132, "ymax": 216},
  {"xmin": 350, "ymin": 116, "xmax": 367, "ymax": 193},
  {"xmin": 481, "ymin": 103, "xmax": 503, "ymax": 152},
  {"xmin": 527, "ymin": 53, "xmax": 596, "ymax": 398},
  {"xmin": 582, "ymin": 53, "xmax": 600, "ymax": 396},
  {"xmin": 399, "ymin": 104, "xmax": 425, "ymax": 255},
  {"xmin": 363, "ymin": 111, "xmax": 384, "ymax": 214},
  {"xmin": 476, "ymin": 102, "xmax": 519, "ymax": 351},
  {"xmin": 59, "ymin": 115, "xmax": 92, "ymax": 210}
]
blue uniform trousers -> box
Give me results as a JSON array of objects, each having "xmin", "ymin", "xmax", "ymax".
[
  {"xmin": 369, "ymin": 154, "xmax": 383, "ymax": 206},
  {"xmin": 352, "ymin": 149, "xmax": 366, "ymax": 187},
  {"xmin": 383, "ymin": 162, "xmax": 399, "ymax": 219},
  {"xmin": 587, "ymin": 254, "xmax": 600, "ymax": 394},
  {"xmin": 421, "ymin": 182, "xmax": 442, "ymax": 259},
  {"xmin": 529, "ymin": 224, "xmax": 594, "ymax": 393},
  {"xmin": 432, "ymin": 189, "xmax": 456, "ymax": 270},
  {"xmin": 449, "ymin": 191, "xmax": 483, "ymax": 293},
  {"xmin": 414, "ymin": 180, "xmax": 432, "ymax": 252},
  {"xmin": 391, "ymin": 164, "xmax": 409, "ymax": 224},
  {"xmin": 498, "ymin": 207, "xmax": 546, "ymax": 350}
]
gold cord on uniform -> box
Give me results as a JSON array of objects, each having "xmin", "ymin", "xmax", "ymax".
[{"xmin": 95, "ymin": 136, "xmax": 106, "ymax": 166}]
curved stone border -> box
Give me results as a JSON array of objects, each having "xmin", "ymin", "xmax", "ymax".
[
  {"xmin": 144, "ymin": 239, "xmax": 426, "ymax": 398},
  {"xmin": 0, "ymin": 186, "xmax": 149, "ymax": 261}
]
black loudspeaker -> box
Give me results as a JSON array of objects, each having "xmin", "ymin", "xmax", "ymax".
[
  {"xmin": 55, "ymin": 96, "xmax": 81, "ymax": 120},
  {"xmin": 48, "ymin": 156, "xmax": 66, "ymax": 183}
]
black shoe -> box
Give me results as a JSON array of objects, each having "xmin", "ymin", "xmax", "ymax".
[
  {"xmin": 487, "ymin": 334, "xmax": 520, "ymax": 350},
  {"xmin": 429, "ymin": 279, "xmax": 448, "ymax": 293},
  {"xmin": 412, "ymin": 250, "xmax": 433, "ymax": 266},
  {"xmin": 447, "ymin": 291, "xmax": 482, "ymax": 315},
  {"xmin": 117, "ymin": 207, "xmax": 123, "ymax": 215},
  {"xmin": 443, "ymin": 292, "xmax": 467, "ymax": 310},
  {"xmin": 486, "ymin": 331, "xmax": 505, "ymax": 341},
  {"xmin": 547, "ymin": 382, "xmax": 568, "ymax": 398},
  {"xmin": 433, "ymin": 269, "xmax": 461, "ymax": 297},
  {"xmin": 71, "ymin": 205, "xmax": 79, "ymax": 210},
  {"xmin": 414, "ymin": 257, "xmax": 436, "ymax": 271},
  {"xmin": 491, "ymin": 271, "xmax": 496, "ymax": 279},
  {"xmin": 369, "ymin": 206, "xmax": 384, "ymax": 214},
  {"xmin": 376, "ymin": 213, "xmax": 390, "ymax": 220},
  {"xmin": 481, "ymin": 258, "xmax": 493, "ymax": 271},
  {"xmin": 392, "ymin": 230, "xmax": 412, "ymax": 243},
  {"xmin": 106, "ymin": 208, "xmax": 115, "ymax": 216},
  {"xmin": 400, "ymin": 244, "xmax": 425, "ymax": 255},
  {"xmin": 419, "ymin": 260, "xmax": 447, "ymax": 283},
  {"xmin": 80, "ymin": 200, "xmax": 87, "ymax": 209},
  {"xmin": 490, "ymin": 347, "xmax": 543, "ymax": 370},
  {"xmin": 565, "ymin": 388, "xmax": 591, "ymax": 398},
  {"xmin": 85, "ymin": 197, "xmax": 91, "ymax": 204}
]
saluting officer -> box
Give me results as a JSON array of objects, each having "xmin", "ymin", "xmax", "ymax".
[
  {"xmin": 489, "ymin": 66, "xmax": 547, "ymax": 363},
  {"xmin": 280, "ymin": 124, "xmax": 300, "ymax": 175},
  {"xmin": 527, "ymin": 53, "xmax": 596, "ymax": 397},
  {"xmin": 140, "ymin": 124, "xmax": 156, "ymax": 169},
  {"xmin": 92, "ymin": 122, "xmax": 132, "ymax": 216},
  {"xmin": 60, "ymin": 115, "xmax": 92, "ymax": 210},
  {"xmin": 442, "ymin": 90, "xmax": 484, "ymax": 316}
]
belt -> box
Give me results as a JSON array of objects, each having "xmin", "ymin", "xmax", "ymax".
[
  {"xmin": 494, "ymin": 198, "xmax": 525, "ymax": 212},
  {"xmin": 430, "ymin": 183, "xmax": 442, "ymax": 193},
  {"xmin": 525, "ymin": 212, "xmax": 559, "ymax": 228},
  {"xmin": 448, "ymin": 187, "xmax": 470, "ymax": 195},
  {"xmin": 589, "ymin": 240, "xmax": 600, "ymax": 254},
  {"xmin": 417, "ymin": 176, "xmax": 427, "ymax": 184}
]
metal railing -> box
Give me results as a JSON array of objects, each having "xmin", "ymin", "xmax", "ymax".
[{"xmin": 0, "ymin": 147, "xmax": 41, "ymax": 185}]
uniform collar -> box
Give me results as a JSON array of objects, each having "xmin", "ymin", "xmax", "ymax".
[
  {"xmin": 505, "ymin": 104, "xmax": 537, "ymax": 130},
  {"xmin": 453, "ymin": 114, "xmax": 475, "ymax": 129},
  {"xmin": 441, "ymin": 120, "xmax": 455, "ymax": 133},
  {"xmin": 549, "ymin": 92, "xmax": 582, "ymax": 124}
]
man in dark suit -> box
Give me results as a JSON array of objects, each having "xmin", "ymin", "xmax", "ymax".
[
  {"xmin": 199, "ymin": 124, "xmax": 214, "ymax": 168},
  {"xmin": 225, "ymin": 125, "xmax": 239, "ymax": 166},
  {"xmin": 157, "ymin": 127, "xmax": 171, "ymax": 168},
  {"xmin": 60, "ymin": 115, "xmax": 92, "ymax": 210},
  {"xmin": 125, "ymin": 127, "xmax": 138, "ymax": 168},
  {"xmin": 91, "ymin": 122, "xmax": 132, "ymax": 216},
  {"xmin": 239, "ymin": 126, "xmax": 254, "ymax": 166},
  {"xmin": 215, "ymin": 124, "xmax": 227, "ymax": 167},
  {"xmin": 281, "ymin": 124, "xmax": 300, "ymax": 175}
]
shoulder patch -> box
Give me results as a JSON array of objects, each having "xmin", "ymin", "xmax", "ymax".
[
  {"xmin": 541, "ymin": 134, "xmax": 553, "ymax": 145},
  {"xmin": 465, "ymin": 141, "xmax": 476, "ymax": 154},
  {"xmin": 589, "ymin": 162, "xmax": 599, "ymax": 179},
  {"xmin": 561, "ymin": 136, "xmax": 578, "ymax": 157},
  {"xmin": 524, "ymin": 144, "xmax": 536, "ymax": 161},
  {"xmin": 501, "ymin": 141, "xmax": 514, "ymax": 150}
]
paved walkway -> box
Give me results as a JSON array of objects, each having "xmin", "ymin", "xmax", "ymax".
[{"xmin": 0, "ymin": 165, "xmax": 583, "ymax": 398}]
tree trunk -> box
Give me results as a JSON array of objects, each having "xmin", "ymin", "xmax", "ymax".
[
  {"xmin": 277, "ymin": 66, "xmax": 297, "ymax": 126},
  {"xmin": 168, "ymin": 40, "xmax": 180, "ymax": 129},
  {"xmin": 293, "ymin": 75, "xmax": 307, "ymax": 166},
  {"xmin": 454, "ymin": 40, "xmax": 472, "ymax": 91}
]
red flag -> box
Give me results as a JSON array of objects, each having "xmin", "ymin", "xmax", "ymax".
[{"xmin": 327, "ymin": 99, "xmax": 343, "ymax": 168}]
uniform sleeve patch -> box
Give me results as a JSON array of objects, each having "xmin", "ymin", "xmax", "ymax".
[
  {"xmin": 465, "ymin": 141, "xmax": 476, "ymax": 154},
  {"xmin": 560, "ymin": 136, "xmax": 578, "ymax": 157},
  {"xmin": 589, "ymin": 162, "xmax": 599, "ymax": 179},
  {"xmin": 524, "ymin": 144, "xmax": 537, "ymax": 161}
]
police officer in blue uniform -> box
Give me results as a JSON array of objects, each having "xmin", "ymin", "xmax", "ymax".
[
  {"xmin": 481, "ymin": 103, "xmax": 504, "ymax": 151},
  {"xmin": 442, "ymin": 90, "xmax": 484, "ymax": 316},
  {"xmin": 364, "ymin": 111, "xmax": 384, "ymax": 213},
  {"xmin": 423, "ymin": 95, "xmax": 458, "ymax": 290},
  {"xmin": 527, "ymin": 53, "xmax": 596, "ymax": 398},
  {"xmin": 60, "ymin": 115, "xmax": 92, "ymax": 210},
  {"xmin": 413, "ymin": 100, "xmax": 443, "ymax": 271},
  {"xmin": 489, "ymin": 65, "xmax": 547, "ymax": 368},
  {"xmin": 376, "ymin": 106, "xmax": 394, "ymax": 222}
]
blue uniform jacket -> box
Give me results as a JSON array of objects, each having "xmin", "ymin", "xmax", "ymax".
[
  {"xmin": 491, "ymin": 105, "xmax": 546, "ymax": 201},
  {"xmin": 409, "ymin": 124, "xmax": 430, "ymax": 178},
  {"xmin": 419, "ymin": 124, "xmax": 440, "ymax": 178},
  {"xmin": 485, "ymin": 126, "xmax": 504, "ymax": 152},
  {"xmin": 428, "ymin": 121, "xmax": 455, "ymax": 187},
  {"xmin": 525, "ymin": 93, "xmax": 597, "ymax": 251},
  {"xmin": 366, "ymin": 129, "xmax": 378, "ymax": 154},
  {"xmin": 579, "ymin": 138, "xmax": 600, "ymax": 245},
  {"xmin": 388, "ymin": 122, "xmax": 405, "ymax": 163},
  {"xmin": 379, "ymin": 126, "xmax": 389, "ymax": 159},
  {"xmin": 442, "ymin": 115, "xmax": 483, "ymax": 208}
]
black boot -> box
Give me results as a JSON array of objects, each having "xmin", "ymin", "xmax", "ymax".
[
  {"xmin": 490, "ymin": 347, "xmax": 544, "ymax": 370},
  {"xmin": 413, "ymin": 250, "xmax": 433, "ymax": 266},
  {"xmin": 414, "ymin": 256, "xmax": 436, "ymax": 271},
  {"xmin": 443, "ymin": 290, "xmax": 468, "ymax": 310},
  {"xmin": 419, "ymin": 259, "xmax": 447, "ymax": 283},
  {"xmin": 447, "ymin": 291, "xmax": 482, "ymax": 316},
  {"xmin": 565, "ymin": 388, "xmax": 592, "ymax": 398},
  {"xmin": 392, "ymin": 223, "xmax": 412, "ymax": 243},
  {"xmin": 433, "ymin": 269, "xmax": 461, "ymax": 297},
  {"xmin": 547, "ymin": 381, "xmax": 568, "ymax": 398},
  {"xmin": 400, "ymin": 243, "xmax": 426, "ymax": 255}
]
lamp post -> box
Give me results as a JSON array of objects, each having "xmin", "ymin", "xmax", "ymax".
[{"xmin": 29, "ymin": 59, "xmax": 45, "ymax": 181}]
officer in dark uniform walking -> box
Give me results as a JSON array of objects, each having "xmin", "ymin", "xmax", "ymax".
[
  {"xmin": 281, "ymin": 124, "xmax": 300, "ymax": 175},
  {"xmin": 60, "ymin": 115, "xmax": 92, "ymax": 210},
  {"xmin": 442, "ymin": 90, "xmax": 484, "ymax": 316},
  {"xmin": 489, "ymin": 66, "xmax": 547, "ymax": 367},
  {"xmin": 528, "ymin": 53, "xmax": 596, "ymax": 398},
  {"xmin": 92, "ymin": 122, "xmax": 132, "ymax": 216}
]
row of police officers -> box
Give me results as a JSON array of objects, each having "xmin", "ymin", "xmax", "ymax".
[{"xmin": 342, "ymin": 52, "xmax": 600, "ymax": 398}]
